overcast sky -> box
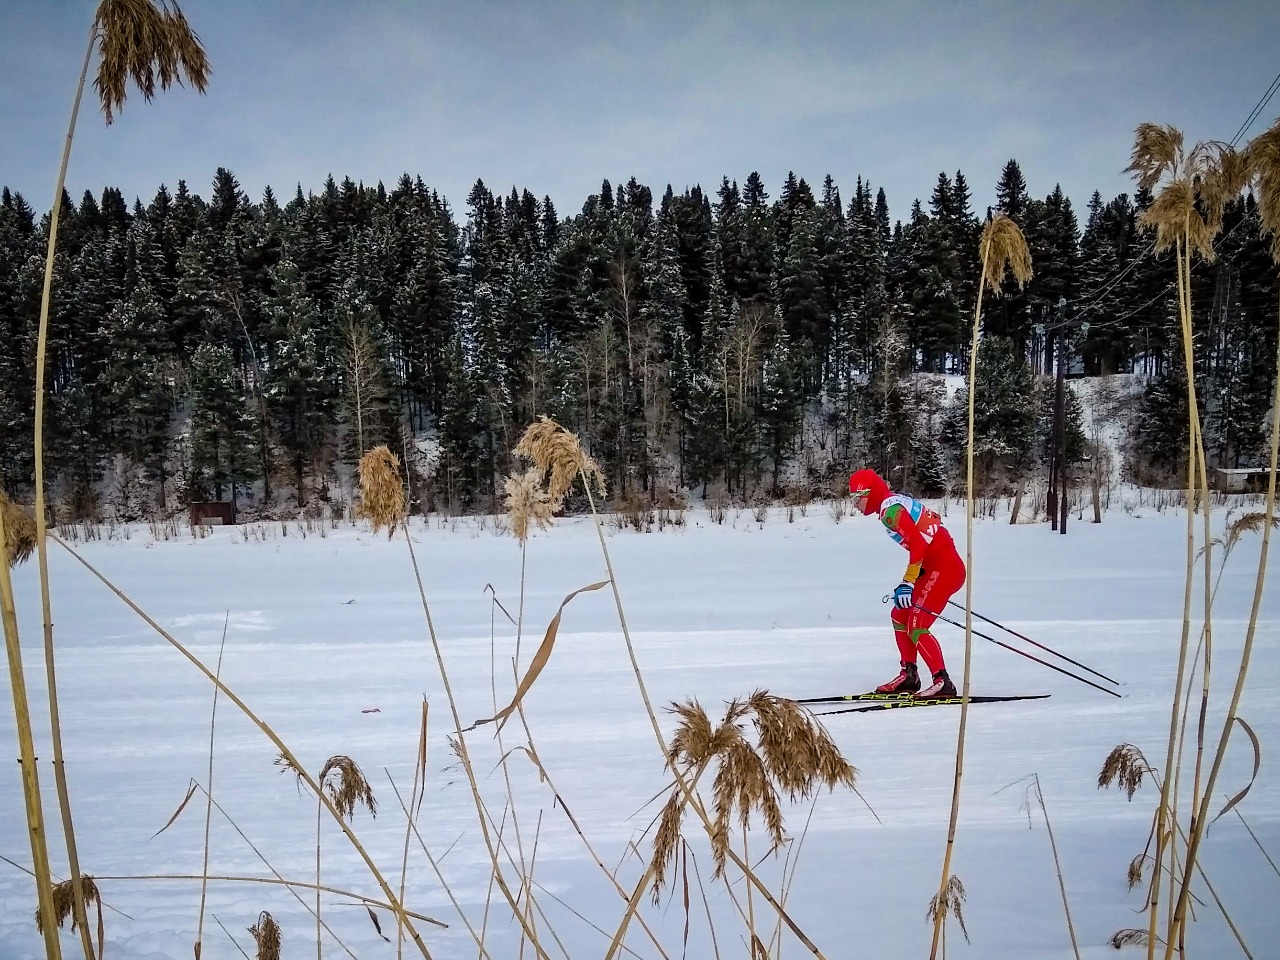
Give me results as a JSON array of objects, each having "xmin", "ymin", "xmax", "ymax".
[{"xmin": 2, "ymin": 0, "xmax": 1277, "ymax": 226}]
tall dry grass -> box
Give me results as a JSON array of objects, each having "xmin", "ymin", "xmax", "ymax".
[
  {"xmin": 30, "ymin": 4, "xmax": 210, "ymax": 954},
  {"xmin": 1155, "ymin": 117, "xmax": 1280, "ymax": 956},
  {"xmin": 1123, "ymin": 122, "xmax": 1258, "ymax": 958},
  {"xmin": 0, "ymin": 499, "xmax": 62, "ymax": 958},
  {"xmin": 50, "ymin": 528, "xmax": 435, "ymax": 958},
  {"xmin": 930, "ymin": 213, "xmax": 1031, "ymax": 960}
]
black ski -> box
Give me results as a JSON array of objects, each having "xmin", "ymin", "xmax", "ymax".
[
  {"xmin": 813, "ymin": 694, "xmax": 1050, "ymax": 715},
  {"xmin": 794, "ymin": 692, "xmax": 925, "ymax": 704}
]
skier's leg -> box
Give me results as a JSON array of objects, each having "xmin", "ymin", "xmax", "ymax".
[
  {"xmin": 891, "ymin": 606, "xmax": 915, "ymax": 661},
  {"xmin": 907, "ymin": 567, "xmax": 947, "ymax": 675},
  {"xmin": 875, "ymin": 606, "xmax": 921, "ymax": 692},
  {"xmin": 909, "ymin": 551, "xmax": 966, "ymax": 680}
]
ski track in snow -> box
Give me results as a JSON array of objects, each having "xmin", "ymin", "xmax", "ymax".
[{"xmin": 2, "ymin": 506, "xmax": 1278, "ymax": 959}]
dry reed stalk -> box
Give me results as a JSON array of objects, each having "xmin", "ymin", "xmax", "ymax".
[
  {"xmin": 505, "ymin": 744, "xmax": 672, "ymax": 959},
  {"xmin": 50, "ymin": 533, "xmax": 434, "ymax": 958},
  {"xmin": 384, "ymin": 775, "xmax": 493, "ymax": 959},
  {"xmin": 357, "ymin": 446, "xmax": 406, "ymax": 538},
  {"xmin": 249, "ymin": 911, "xmax": 282, "ymax": 960},
  {"xmin": 393, "ymin": 471, "xmax": 555, "ymax": 959},
  {"xmin": 91, "ymin": 871, "xmax": 444, "ymax": 926},
  {"xmin": 1031, "ymin": 776, "xmax": 1081, "ymax": 960},
  {"xmin": 0, "ymin": 506, "xmax": 63, "ymax": 959},
  {"xmin": 1125, "ymin": 124, "xmax": 1244, "ymax": 960},
  {"xmin": 1, "ymin": 492, "xmax": 36, "ymax": 568},
  {"xmin": 468, "ymin": 579, "xmax": 609, "ymax": 733},
  {"xmin": 1097, "ymin": 744, "xmax": 1249, "ymax": 952},
  {"xmin": 931, "ymin": 211, "xmax": 1030, "ymax": 960},
  {"xmin": 1162, "ymin": 116, "xmax": 1280, "ymax": 959},
  {"xmin": 195, "ymin": 615, "xmax": 230, "ymax": 960},
  {"xmin": 313, "ymin": 756, "xmax": 376, "ymax": 960},
  {"xmin": 396, "ymin": 700, "xmax": 429, "ymax": 960},
  {"xmin": 32, "ymin": 7, "xmax": 209, "ymax": 953}
]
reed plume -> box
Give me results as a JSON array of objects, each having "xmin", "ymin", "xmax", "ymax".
[
  {"xmin": 320, "ymin": 756, "xmax": 377, "ymax": 821},
  {"xmin": 357, "ymin": 446, "xmax": 406, "ymax": 538},
  {"xmin": 38, "ymin": 875, "xmax": 104, "ymax": 954},
  {"xmin": 925, "ymin": 875, "xmax": 970, "ymax": 947},
  {"xmin": 92, "ymin": 0, "xmax": 211, "ymax": 123},
  {"xmin": 504, "ymin": 468, "xmax": 555, "ymax": 544},
  {"xmin": 513, "ymin": 415, "xmax": 606, "ymax": 509},
  {"xmin": 653, "ymin": 693, "xmax": 854, "ymax": 897},
  {"xmin": 1098, "ymin": 743, "xmax": 1150, "ymax": 800},
  {"xmin": 978, "ymin": 213, "xmax": 1033, "ymax": 293},
  {"xmin": 1, "ymin": 491, "xmax": 36, "ymax": 568},
  {"xmin": 1246, "ymin": 119, "xmax": 1280, "ymax": 258},
  {"xmin": 249, "ymin": 910, "xmax": 282, "ymax": 960}
]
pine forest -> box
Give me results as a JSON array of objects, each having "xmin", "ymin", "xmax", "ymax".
[{"xmin": 0, "ymin": 161, "xmax": 1276, "ymax": 520}]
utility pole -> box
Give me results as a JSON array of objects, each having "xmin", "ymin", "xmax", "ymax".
[{"xmin": 1056, "ymin": 297, "xmax": 1069, "ymax": 535}]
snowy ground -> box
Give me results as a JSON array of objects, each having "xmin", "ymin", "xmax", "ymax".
[{"xmin": 2, "ymin": 499, "xmax": 1279, "ymax": 959}]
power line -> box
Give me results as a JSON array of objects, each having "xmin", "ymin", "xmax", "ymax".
[
  {"xmin": 1068, "ymin": 70, "xmax": 1279, "ymax": 334},
  {"xmin": 1231, "ymin": 69, "xmax": 1280, "ymax": 147}
]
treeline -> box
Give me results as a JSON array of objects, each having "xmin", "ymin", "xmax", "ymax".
[{"xmin": 0, "ymin": 160, "xmax": 1275, "ymax": 518}]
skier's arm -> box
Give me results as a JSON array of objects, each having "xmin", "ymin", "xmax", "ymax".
[{"xmin": 882, "ymin": 503, "xmax": 927, "ymax": 583}]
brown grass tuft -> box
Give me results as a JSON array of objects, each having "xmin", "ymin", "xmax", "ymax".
[
  {"xmin": 979, "ymin": 213, "xmax": 1033, "ymax": 291},
  {"xmin": 1, "ymin": 490, "xmax": 36, "ymax": 568},
  {"xmin": 1127, "ymin": 853, "xmax": 1148, "ymax": 890},
  {"xmin": 1246, "ymin": 118, "xmax": 1280, "ymax": 260},
  {"xmin": 504, "ymin": 467, "xmax": 555, "ymax": 543},
  {"xmin": 1108, "ymin": 927, "xmax": 1156, "ymax": 949},
  {"xmin": 319, "ymin": 755, "xmax": 377, "ymax": 820},
  {"xmin": 35, "ymin": 875, "xmax": 101, "ymax": 933},
  {"xmin": 93, "ymin": 0, "xmax": 211, "ymax": 125},
  {"xmin": 248, "ymin": 910, "xmax": 282, "ymax": 960},
  {"xmin": 513, "ymin": 416, "xmax": 606, "ymax": 509},
  {"xmin": 925, "ymin": 874, "xmax": 971, "ymax": 944},
  {"xmin": 357, "ymin": 445, "xmax": 405, "ymax": 538},
  {"xmin": 1098, "ymin": 743, "xmax": 1149, "ymax": 799}
]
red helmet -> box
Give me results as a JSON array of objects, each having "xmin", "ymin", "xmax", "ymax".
[{"xmin": 848, "ymin": 469, "xmax": 890, "ymax": 514}]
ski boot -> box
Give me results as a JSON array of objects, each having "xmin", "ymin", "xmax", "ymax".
[
  {"xmin": 916, "ymin": 670, "xmax": 958, "ymax": 699},
  {"xmin": 874, "ymin": 661, "xmax": 920, "ymax": 694}
]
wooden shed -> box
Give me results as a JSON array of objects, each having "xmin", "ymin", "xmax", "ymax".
[
  {"xmin": 191, "ymin": 501, "xmax": 237, "ymax": 526},
  {"xmin": 1212, "ymin": 467, "xmax": 1277, "ymax": 494}
]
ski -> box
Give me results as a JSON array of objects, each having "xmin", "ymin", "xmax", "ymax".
[
  {"xmin": 813, "ymin": 694, "xmax": 1050, "ymax": 715},
  {"xmin": 793, "ymin": 692, "xmax": 931, "ymax": 704}
]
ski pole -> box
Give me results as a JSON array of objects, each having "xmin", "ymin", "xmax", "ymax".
[
  {"xmin": 881, "ymin": 597, "xmax": 1122, "ymax": 698},
  {"xmin": 945, "ymin": 600, "xmax": 1120, "ymax": 686}
]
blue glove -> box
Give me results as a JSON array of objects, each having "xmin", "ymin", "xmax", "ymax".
[{"xmin": 893, "ymin": 582, "xmax": 915, "ymax": 610}]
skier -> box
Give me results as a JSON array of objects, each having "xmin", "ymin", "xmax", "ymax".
[{"xmin": 847, "ymin": 468, "xmax": 964, "ymax": 699}]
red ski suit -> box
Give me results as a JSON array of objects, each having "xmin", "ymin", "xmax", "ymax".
[{"xmin": 853, "ymin": 473, "xmax": 966, "ymax": 676}]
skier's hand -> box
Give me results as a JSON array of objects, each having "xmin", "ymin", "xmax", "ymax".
[{"xmin": 892, "ymin": 582, "xmax": 914, "ymax": 609}]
